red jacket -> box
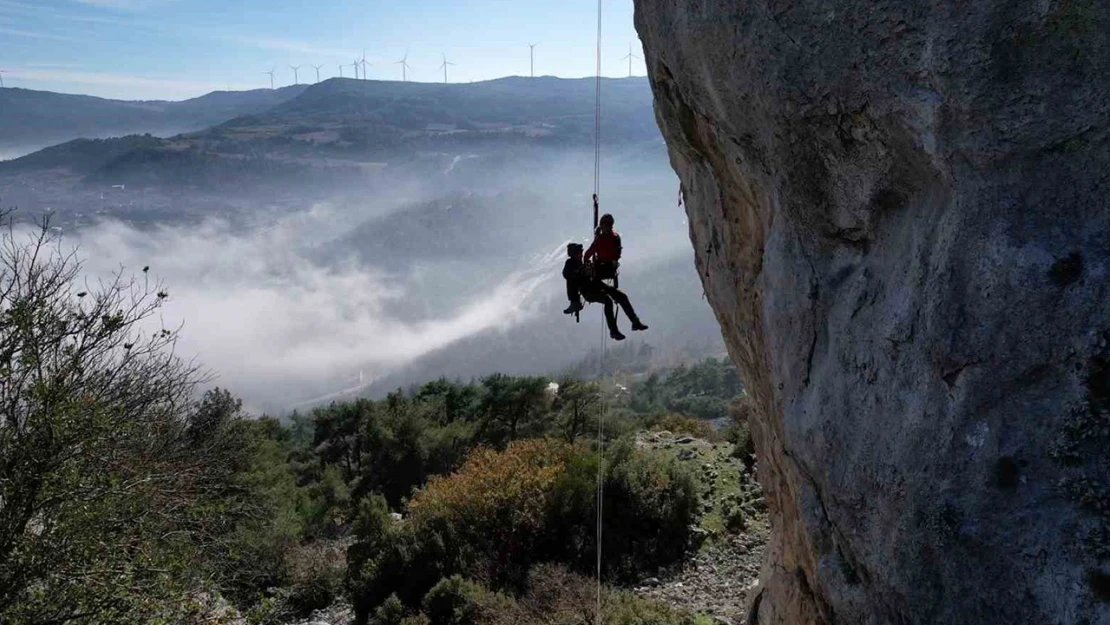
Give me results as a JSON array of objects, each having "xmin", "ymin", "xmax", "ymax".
[{"xmin": 585, "ymin": 230, "xmax": 622, "ymax": 263}]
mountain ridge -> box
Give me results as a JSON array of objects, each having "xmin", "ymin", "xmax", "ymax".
[
  {"xmin": 0, "ymin": 84, "xmax": 309, "ymax": 156},
  {"xmin": 0, "ymin": 76, "xmax": 659, "ymax": 189}
]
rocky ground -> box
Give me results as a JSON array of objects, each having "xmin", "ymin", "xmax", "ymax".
[
  {"xmin": 284, "ymin": 603, "xmax": 355, "ymax": 625},
  {"xmin": 632, "ymin": 431, "xmax": 769, "ymax": 625}
]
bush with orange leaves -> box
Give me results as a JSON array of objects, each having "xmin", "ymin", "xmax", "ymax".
[{"xmin": 408, "ymin": 439, "xmax": 572, "ymax": 573}]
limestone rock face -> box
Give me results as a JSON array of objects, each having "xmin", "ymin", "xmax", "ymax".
[{"xmin": 633, "ymin": 2, "xmax": 1110, "ymax": 623}]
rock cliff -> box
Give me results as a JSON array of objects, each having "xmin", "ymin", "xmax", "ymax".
[{"xmin": 633, "ymin": 1, "xmax": 1110, "ymax": 623}]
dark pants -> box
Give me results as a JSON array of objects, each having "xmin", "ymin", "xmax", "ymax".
[
  {"xmin": 583, "ymin": 281, "xmax": 641, "ymax": 335},
  {"xmin": 566, "ymin": 281, "xmax": 581, "ymax": 307}
]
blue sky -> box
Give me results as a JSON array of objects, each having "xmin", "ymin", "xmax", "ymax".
[{"xmin": 0, "ymin": 0, "xmax": 646, "ymax": 100}]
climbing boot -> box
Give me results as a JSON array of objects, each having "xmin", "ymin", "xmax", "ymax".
[
  {"xmin": 564, "ymin": 301, "xmax": 583, "ymax": 315},
  {"xmin": 631, "ymin": 321, "xmax": 649, "ymax": 332},
  {"xmin": 610, "ymin": 330, "xmax": 626, "ymax": 341}
]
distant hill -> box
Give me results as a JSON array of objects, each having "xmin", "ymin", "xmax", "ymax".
[
  {"xmin": 0, "ymin": 77, "xmax": 660, "ymax": 189},
  {"xmin": 252, "ymin": 76, "xmax": 656, "ymax": 142},
  {"xmin": 0, "ymin": 85, "xmax": 308, "ymax": 157}
]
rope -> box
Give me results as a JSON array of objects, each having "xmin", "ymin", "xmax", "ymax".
[
  {"xmin": 592, "ymin": 2, "xmax": 604, "ymax": 624},
  {"xmin": 595, "ymin": 321, "xmax": 606, "ymax": 625},
  {"xmin": 593, "ymin": 0, "xmax": 602, "ymax": 214}
]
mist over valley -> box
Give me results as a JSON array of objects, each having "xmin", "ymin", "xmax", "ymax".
[{"xmin": 0, "ymin": 76, "xmax": 722, "ymax": 412}]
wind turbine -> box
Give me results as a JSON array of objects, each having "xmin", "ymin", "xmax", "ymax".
[
  {"xmin": 620, "ymin": 42, "xmax": 642, "ymax": 78},
  {"xmin": 395, "ymin": 51, "xmax": 411, "ymax": 82},
  {"xmin": 0, "ymin": 69, "xmax": 6, "ymax": 88},
  {"xmin": 360, "ymin": 49, "xmax": 372, "ymax": 80},
  {"xmin": 529, "ymin": 43, "xmax": 537, "ymax": 78},
  {"xmin": 339, "ymin": 63, "xmax": 344, "ymax": 78},
  {"xmin": 290, "ymin": 65, "xmax": 301, "ymax": 85},
  {"xmin": 312, "ymin": 64, "xmax": 323, "ymax": 83},
  {"xmin": 439, "ymin": 53, "xmax": 455, "ymax": 83},
  {"xmin": 352, "ymin": 59, "xmax": 361, "ymax": 79},
  {"xmin": 264, "ymin": 68, "xmax": 275, "ymax": 90}
]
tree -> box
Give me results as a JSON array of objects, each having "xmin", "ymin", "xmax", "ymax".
[
  {"xmin": 288, "ymin": 409, "xmax": 314, "ymax": 450},
  {"xmin": 477, "ymin": 374, "xmax": 550, "ymax": 444},
  {"xmin": 313, "ymin": 400, "xmax": 364, "ymax": 480},
  {"xmin": 552, "ymin": 378, "xmax": 600, "ymax": 443},
  {"xmin": 416, "ymin": 378, "xmax": 479, "ymax": 425},
  {"xmin": 0, "ymin": 217, "xmax": 252, "ymax": 623}
]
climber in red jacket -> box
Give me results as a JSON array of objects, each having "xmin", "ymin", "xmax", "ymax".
[{"xmin": 585, "ymin": 213, "xmax": 621, "ymax": 282}]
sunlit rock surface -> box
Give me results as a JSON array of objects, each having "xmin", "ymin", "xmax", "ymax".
[{"xmin": 634, "ymin": 1, "xmax": 1110, "ymax": 623}]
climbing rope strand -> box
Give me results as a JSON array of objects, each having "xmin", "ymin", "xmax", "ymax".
[
  {"xmin": 596, "ymin": 322, "xmax": 605, "ymax": 625},
  {"xmin": 593, "ymin": 0, "xmax": 602, "ymax": 200},
  {"xmin": 593, "ymin": 1, "xmax": 604, "ymax": 624}
]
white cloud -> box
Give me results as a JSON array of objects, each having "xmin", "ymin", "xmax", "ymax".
[{"xmin": 60, "ymin": 214, "xmax": 563, "ymax": 410}]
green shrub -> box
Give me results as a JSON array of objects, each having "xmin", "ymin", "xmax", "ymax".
[
  {"xmin": 348, "ymin": 493, "xmax": 453, "ymax": 620},
  {"xmin": 372, "ymin": 594, "xmax": 406, "ymax": 625},
  {"xmin": 304, "ymin": 464, "xmax": 352, "ymax": 538},
  {"xmin": 422, "ymin": 576, "xmax": 511, "ymax": 625},
  {"xmin": 244, "ymin": 592, "xmax": 296, "ymax": 625},
  {"xmin": 550, "ymin": 439, "xmax": 697, "ymax": 581},
  {"xmin": 721, "ymin": 498, "xmax": 747, "ymax": 533},
  {"xmin": 508, "ymin": 564, "xmax": 706, "ymax": 625},
  {"xmin": 510, "ymin": 563, "xmax": 597, "ymax": 624},
  {"xmin": 605, "ymin": 592, "xmax": 709, "ymax": 625},
  {"xmin": 666, "ymin": 395, "xmax": 729, "ymax": 420},
  {"xmin": 424, "ymin": 418, "xmax": 479, "ymax": 475},
  {"xmin": 221, "ymin": 424, "xmax": 309, "ymax": 600},
  {"xmin": 285, "ymin": 541, "xmax": 346, "ymax": 614},
  {"xmin": 645, "ymin": 413, "xmax": 718, "ymax": 441},
  {"xmin": 628, "ymin": 358, "xmax": 744, "ymax": 418},
  {"xmin": 726, "ymin": 400, "xmax": 756, "ymax": 470}
]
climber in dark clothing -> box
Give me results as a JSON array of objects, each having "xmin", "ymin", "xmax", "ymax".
[{"xmin": 562, "ymin": 242, "xmax": 647, "ymax": 341}]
